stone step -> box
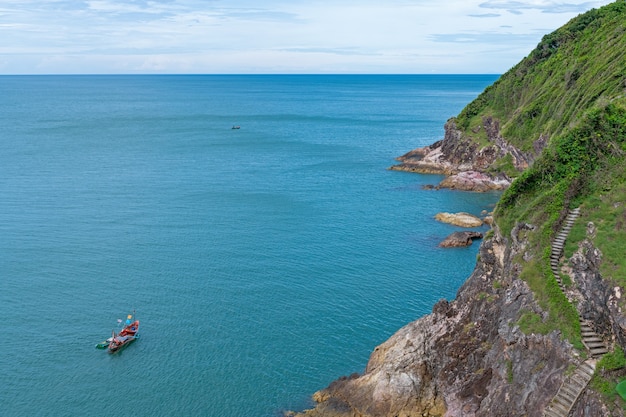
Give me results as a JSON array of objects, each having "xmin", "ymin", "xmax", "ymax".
[
  {"xmin": 579, "ymin": 363, "xmax": 596, "ymax": 376},
  {"xmin": 591, "ymin": 348, "xmax": 609, "ymax": 357},
  {"xmin": 576, "ymin": 369, "xmax": 593, "ymax": 383},
  {"xmin": 558, "ymin": 384, "xmax": 579, "ymax": 398},
  {"xmin": 590, "ymin": 345, "xmax": 608, "ymax": 351},
  {"xmin": 556, "ymin": 386, "xmax": 577, "ymax": 402},
  {"xmin": 582, "ymin": 338, "xmax": 603, "ymax": 344},
  {"xmin": 548, "ymin": 400, "xmax": 569, "ymax": 415},
  {"xmin": 568, "ymin": 378, "xmax": 586, "ymax": 390},
  {"xmin": 583, "ymin": 336, "xmax": 605, "ymax": 343}
]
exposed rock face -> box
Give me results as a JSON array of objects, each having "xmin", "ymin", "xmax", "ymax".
[
  {"xmin": 388, "ymin": 118, "xmax": 546, "ymax": 192},
  {"xmin": 439, "ymin": 231, "xmax": 483, "ymax": 248},
  {"xmin": 435, "ymin": 212, "xmax": 483, "ymax": 227},
  {"xmin": 569, "ymin": 222, "xmax": 626, "ymax": 351},
  {"xmin": 295, "ymin": 227, "xmax": 578, "ymax": 417}
]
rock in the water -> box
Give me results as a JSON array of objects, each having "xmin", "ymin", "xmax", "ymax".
[
  {"xmin": 439, "ymin": 231, "xmax": 483, "ymax": 248},
  {"xmin": 435, "ymin": 212, "xmax": 483, "ymax": 227},
  {"xmin": 437, "ymin": 171, "xmax": 510, "ymax": 192}
]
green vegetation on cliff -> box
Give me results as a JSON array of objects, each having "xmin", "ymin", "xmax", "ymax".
[
  {"xmin": 448, "ymin": 0, "xmax": 626, "ymax": 359},
  {"xmin": 456, "ymin": 0, "xmax": 626, "ymax": 154}
]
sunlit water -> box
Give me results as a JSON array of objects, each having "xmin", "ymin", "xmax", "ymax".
[{"xmin": 0, "ymin": 75, "xmax": 499, "ymax": 416}]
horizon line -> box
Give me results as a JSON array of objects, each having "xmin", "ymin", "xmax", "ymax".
[{"xmin": 0, "ymin": 73, "xmax": 502, "ymax": 76}]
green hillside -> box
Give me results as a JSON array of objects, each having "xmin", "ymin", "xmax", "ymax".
[
  {"xmin": 461, "ymin": 0, "xmax": 626, "ymax": 403},
  {"xmin": 485, "ymin": 0, "xmax": 626, "ymax": 269},
  {"xmin": 456, "ymin": 0, "xmax": 626, "ymax": 155},
  {"xmin": 447, "ymin": 0, "xmax": 626, "ymax": 244}
]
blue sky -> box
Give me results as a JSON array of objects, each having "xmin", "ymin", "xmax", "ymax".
[{"xmin": 0, "ymin": 0, "xmax": 615, "ymax": 74}]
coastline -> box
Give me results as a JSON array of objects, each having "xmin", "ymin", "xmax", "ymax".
[{"xmin": 388, "ymin": 143, "xmax": 511, "ymax": 192}]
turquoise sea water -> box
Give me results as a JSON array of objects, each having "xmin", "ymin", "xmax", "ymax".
[{"xmin": 0, "ymin": 75, "xmax": 499, "ymax": 416}]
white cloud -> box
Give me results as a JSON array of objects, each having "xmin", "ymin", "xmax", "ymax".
[{"xmin": 0, "ymin": 0, "xmax": 615, "ymax": 74}]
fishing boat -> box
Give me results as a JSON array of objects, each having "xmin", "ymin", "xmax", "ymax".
[{"xmin": 108, "ymin": 314, "xmax": 140, "ymax": 353}]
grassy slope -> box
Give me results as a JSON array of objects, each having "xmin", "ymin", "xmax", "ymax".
[
  {"xmin": 447, "ymin": 0, "xmax": 626, "ymax": 365},
  {"xmin": 456, "ymin": 0, "xmax": 626, "ymax": 155}
]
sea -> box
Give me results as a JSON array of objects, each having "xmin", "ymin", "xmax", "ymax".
[{"xmin": 0, "ymin": 74, "xmax": 500, "ymax": 417}]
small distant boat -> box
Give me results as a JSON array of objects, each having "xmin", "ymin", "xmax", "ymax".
[
  {"xmin": 231, "ymin": 125, "xmax": 240, "ymax": 129},
  {"xmin": 107, "ymin": 313, "xmax": 140, "ymax": 353}
]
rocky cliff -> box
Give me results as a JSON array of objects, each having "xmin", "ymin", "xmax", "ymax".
[
  {"xmin": 296, "ymin": 218, "xmax": 625, "ymax": 416},
  {"xmin": 388, "ymin": 117, "xmax": 541, "ymax": 192},
  {"xmin": 294, "ymin": 222, "xmax": 602, "ymax": 416},
  {"xmin": 295, "ymin": 2, "xmax": 626, "ymax": 416}
]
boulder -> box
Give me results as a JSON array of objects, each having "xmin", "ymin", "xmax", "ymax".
[
  {"xmin": 439, "ymin": 231, "xmax": 483, "ymax": 248},
  {"xmin": 435, "ymin": 212, "xmax": 483, "ymax": 227}
]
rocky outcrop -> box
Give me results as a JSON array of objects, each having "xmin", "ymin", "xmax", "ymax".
[
  {"xmin": 388, "ymin": 118, "xmax": 547, "ymax": 192},
  {"xmin": 439, "ymin": 231, "xmax": 483, "ymax": 248},
  {"xmin": 295, "ymin": 227, "xmax": 578, "ymax": 417},
  {"xmin": 437, "ymin": 171, "xmax": 510, "ymax": 192},
  {"xmin": 435, "ymin": 212, "xmax": 483, "ymax": 228}
]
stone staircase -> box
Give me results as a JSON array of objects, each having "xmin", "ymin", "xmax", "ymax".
[
  {"xmin": 549, "ymin": 207, "xmax": 580, "ymax": 291},
  {"xmin": 580, "ymin": 320, "xmax": 609, "ymax": 358},
  {"xmin": 543, "ymin": 359, "xmax": 596, "ymax": 417},
  {"xmin": 543, "ymin": 207, "xmax": 609, "ymax": 416}
]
